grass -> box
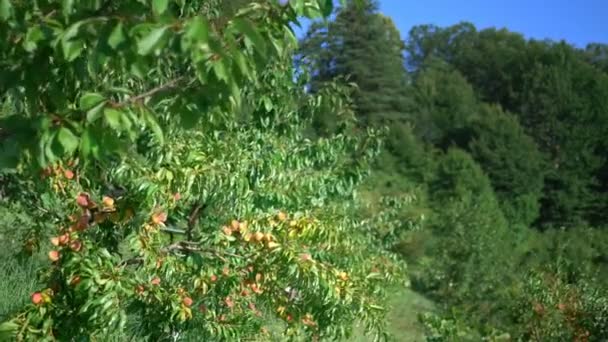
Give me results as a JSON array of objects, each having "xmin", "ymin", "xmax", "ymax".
[{"xmin": 351, "ymin": 287, "xmax": 436, "ymax": 342}]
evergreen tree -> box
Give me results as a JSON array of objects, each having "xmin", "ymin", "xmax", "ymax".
[
  {"xmin": 468, "ymin": 104, "xmax": 545, "ymax": 226},
  {"xmin": 407, "ymin": 61, "xmax": 477, "ymax": 147},
  {"xmin": 298, "ymin": 0, "xmax": 409, "ymax": 126}
]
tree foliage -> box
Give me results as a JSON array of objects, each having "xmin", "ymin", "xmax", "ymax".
[
  {"xmin": 0, "ymin": 0, "xmax": 422, "ymax": 341},
  {"xmin": 298, "ymin": 0, "xmax": 409, "ymax": 126}
]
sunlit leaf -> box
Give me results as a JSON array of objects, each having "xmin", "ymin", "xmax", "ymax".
[
  {"xmin": 153, "ymin": 0, "xmax": 169, "ymax": 15},
  {"xmin": 108, "ymin": 22, "xmax": 126, "ymax": 49},
  {"xmin": 57, "ymin": 127, "xmax": 79, "ymax": 154},
  {"xmin": 104, "ymin": 108, "xmax": 122, "ymax": 130},
  {"xmin": 0, "ymin": 0, "xmax": 13, "ymax": 21},
  {"xmin": 79, "ymin": 93, "xmax": 106, "ymax": 110},
  {"xmin": 137, "ymin": 26, "xmax": 170, "ymax": 55},
  {"xmin": 232, "ymin": 18, "xmax": 267, "ymax": 58}
]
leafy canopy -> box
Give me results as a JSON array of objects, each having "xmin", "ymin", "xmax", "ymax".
[{"xmin": 0, "ymin": 0, "xmax": 416, "ymax": 341}]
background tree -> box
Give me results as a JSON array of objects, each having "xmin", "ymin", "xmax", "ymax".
[
  {"xmin": 298, "ymin": 0, "xmax": 409, "ymax": 126},
  {"xmin": 467, "ymin": 104, "xmax": 545, "ymax": 226}
]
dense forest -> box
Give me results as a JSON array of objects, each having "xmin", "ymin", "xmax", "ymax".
[
  {"xmin": 1, "ymin": 0, "xmax": 608, "ymax": 341},
  {"xmin": 297, "ymin": 0, "xmax": 608, "ymax": 340}
]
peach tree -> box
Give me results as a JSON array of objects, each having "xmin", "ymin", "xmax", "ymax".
[{"xmin": 0, "ymin": 0, "xmax": 413, "ymax": 340}]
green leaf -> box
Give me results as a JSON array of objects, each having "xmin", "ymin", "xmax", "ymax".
[
  {"xmin": 153, "ymin": 0, "xmax": 169, "ymax": 15},
  {"xmin": 232, "ymin": 18, "xmax": 267, "ymax": 58},
  {"xmin": 62, "ymin": 0, "xmax": 75, "ymax": 17},
  {"xmin": 184, "ymin": 16, "xmax": 209, "ymax": 44},
  {"xmin": 87, "ymin": 102, "xmax": 106, "ymax": 123},
  {"xmin": 212, "ymin": 60, "xmax": 228, "ymax": 82},
  {"xmin": 233, "ymin": 49, "xmax": 250, "ymax": 77},
  {"xmin": 0, "ymin": 0, "xmax": 13, "ymax": 21},
  {"xmin": 320, "ymin": 0, "xmax": 333, "ymax": 17},
  {"xmin": 62, "ymin": 39, "xmax": 85, "ymax": 61},
  {"xmin": 137, "ymin": 26, "xmax": 170, "ymax": 56},
  {"xmin": 104, "ymin": 108, "xmax": 122, "ymax": 130},
  {"xmin": 0, "ymin": 320, "xmax": 18, "ymax": 341},
  {"xmin": 142, "ymin": 109, "xmax": 164, "ymax": 145},
  {"xmin": 79, "ymin": 92, "xmax": 106, "ymax": 110},
  {"xmin": 23, "ymin": 26, "xmax": 45, "ymax": 52},
  {"xmin": 108, "ymin": 22, "xmax": 126, "ymax": 49},
  {"xmin": 79, "ymin": 129, "xmax": 92, "ymax": 158},
  {"xmin": 57, "ymin": 127, "xmax": 79, "ymax": 154}
]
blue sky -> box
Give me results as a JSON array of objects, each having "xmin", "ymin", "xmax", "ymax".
[{"xmin": 294, "ymin": 0, "xmax": 607, "ymax": 48}]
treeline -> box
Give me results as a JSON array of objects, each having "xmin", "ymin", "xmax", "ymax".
[{"xmin": 298, "ymin": 0, "xmax": 608, "ymax": 339}]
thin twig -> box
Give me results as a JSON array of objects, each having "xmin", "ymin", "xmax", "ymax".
[
  {"xmin": 161, "ymin": 241, "xmax": 244, "ymax": 260},
  {"xmin": 112, "ymin": 77, "xmax": 186, "ymax": 108}
]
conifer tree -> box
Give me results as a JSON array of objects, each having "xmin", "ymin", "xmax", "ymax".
[{"xmin": 298, "ymin": 0, "xmax": 410, "ymax": 126}]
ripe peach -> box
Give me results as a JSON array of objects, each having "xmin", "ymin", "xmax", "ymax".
[
  {"xmin": 50, "ymin": 237, "xmax": 60, "ymax": 246},
  {"xmin": 182, "ymin": 297, "xmax": 193, "ymax": 307},
  {"xmin": 76, "ymin": 193, "xmax": 89, "ymax": 207},
  {"xmin": 224, "ymin": 296, "xmax": 234, "ymax": 308},
  {"xmin": 48, "ymin": 250, "xmax": 60, "ymax": 262},
  {"xmin": 70, "ymin": 240, "xmax": 82, "ymax": 252},
  {"xmin": 231, "ymin": 220, "xmax": 240, "ymax": 230},
  {"xmin": 222, "ymin": 267, "xmax": 230, "ymax": 276},
  {"xmin": 253, "ymin": 232, "xmax": 264, "ymax": 242},
  {"xmin": 250, "ymin": 283, "xmax": 263, "ymax": 294},
  {"xmin": 31, "ymin": 292, "xmax": 43, "ymax": 305},
  {"xmin": 222, "ymin": 226, "xmax": 233, "ymax": 236},
  {"xmin": 102, "ymin": 196, "xmax": 114, "ymax": 208},
  {"xmin": 152, "ymin": 211, "xmax": 167, "ymax": 225},
  {"xmin": 173, "ymin": 192, "xmax": 181, "ymax": 201},
  {"xmin": 210, "ymin": 274, "xmax": 218, "ymax": 282},
  {"xmin": 151, "ymin": 277, "xmax": 161, "ymax": 286},
  {"xmin": 58, "ymin": 233, "xmax": 70, "ymax": 245},
  {"xmin": 300, "ymin": 253, "xmax": 312, "ymax": 262},
  {"xmin": 277, "ymin": 211, "xmax": 287, "ymax": 221},
  {"xmin": 64, "ymin": 169, "xmax": 74, "ymax": 180},
  {"xmin": 135, "ymin": 285, "xmax": 145, "ymax": 295}
]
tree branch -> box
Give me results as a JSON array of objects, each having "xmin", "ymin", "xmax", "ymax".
[
  {"xmin": 111, "ymin": 77, "xmax": 187, "ymax": 108},
  {"xmin": 160, "ymin": 241, "xmax": 244, "ymax": 262}
]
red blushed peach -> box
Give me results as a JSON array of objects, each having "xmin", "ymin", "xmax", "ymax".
[
  {"xmin": 48, "ymin": 250, "xmax": 60, "ymax": 262},
  {"xmin": 70, "ymin": 240, "xmax": 82, "ymax": 252},
  {"xmin": 135, "ymin": 285, "xmax": 145, "ymax": 295},
  {"xmin": 58, "ymin": 233, "xmax": 70, "ymax": 245},
  {"xmin": 31, "ymin": 292, "xmax": 43, "ymax": 305},
  {"xmin": 151, "ymin": 211, "xmax": 167, "ymax": 225},
  {"xmin": 182, "ymin": 297, "xmax": 193, "ymax": 307},
  {"xmin": 64, "ymin": 169, "xmax": 74, "ymax": 180},
  {"xmin": 151, "ymin": 277, "xmax": 161, "ymax": 286},
  {"xmin": 76, "ymin": 193, "xmax": 90, "ymax": 208},
  {"xmin": 224, "ymin": 296, "xmax": 234, "ymax": 308}
]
